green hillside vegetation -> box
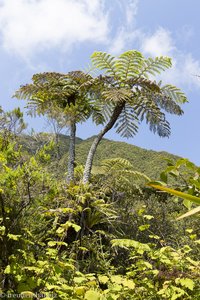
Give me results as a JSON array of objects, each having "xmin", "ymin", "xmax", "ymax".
[
  {"xmin": 75, "ymin": 136, "xmax": 179, "ymax": 178},
  {"xmin": 20, "ymin": 133, "xmax": 179, "ymax": 179}
]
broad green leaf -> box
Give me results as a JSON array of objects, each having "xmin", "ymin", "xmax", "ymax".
[
  {"xmin": 183, "ymin": 199, "xmax": 192, "ymax": 210},
  {"xmin": 75, "ymin": 286, "xmax": 86, "ymax": 296},
  {"xmin": 139, "ymin": 224, "xmax": 150, "ymax": 231},
  {"xmin": 178, "ymin": 278, "xmax": 194, "ymax": 290},
  {"xmin": 0, "ymin": 226, "xmax": 5, "ymax": 235},
  {"xmin": 7, "ymin": 233, "xmax": 21, "ymax": 240},
  {"xmin": 122, "ymin": 278, "xmax": 135, "ymax": 289},
  {"xmin": 148, "ymin": 184, "xmax": 200, "ymax": 205},
  {"xmin": 177, "ymin": 206, "xmax": 200, "ymax": 220},
  {"xmin": 4, "ymin": 265, "xmax": 11, "ymax": 274},
  {"xmin": 84, "ymin": 290, "xmax": 101, "ymax": 300},
  {"xmin": 98, "ymin": 275, "xmax": 109, "ymax": 284},
  {"xmin": 48, "ymin": 241, "xmax": 68, "ymax": 247}
]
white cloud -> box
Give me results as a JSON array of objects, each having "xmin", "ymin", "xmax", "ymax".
[
  {"xmin": 108, "ymin": 29, "xmax": 140, "ymax": 55},
  {"xmin": 140, "ymin": 27, "xmax": 200, "ymax": 90},
  {"xmin": 169, "ymin": 54, "xmax": 200, "ymax": 89},
  {"xmin": 0, "ymin": 0, "xmax": 200, "ymax": 91},
  {"xmin": 107, "ymin": 0, "xmax": 139, "ymax": 55},
  {"xmin": 141, "ymin": 27, "xmax": 175, "ymax": 57},
  {"xmin": 125, "ymin": 0, "xmax": 139, "ymax": 25},
  {"xmin": 0, "ymin": 0, "xmax": 109, "ymax": 57},
  {"xmin": 0, "ymin": 0, "xmax": 141, "ymax": 59}
]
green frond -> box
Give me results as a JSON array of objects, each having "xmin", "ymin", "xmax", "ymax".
[
  {"xmin": 120, "ymin": 170, "xmax": 151, "ymax": 182},
  {"xmin": 128, "ymin": 77, "xmax": 161, "ymax": 93},
  {"xmin": 84, "ymin": 198, "xmax": 117, "ymax": 229},
  {"xmin": 80, "ymin": 77, "xmax": 100, "ymax": 89},
  {"xmin": 153, "ymin": 94, "xmax": 183, "ymax": 115},
  {"xmin": 91, "ymin": 51, "xmax": 117, "ymax": 77},
  {"xmin": 102, "ymin": 88, "xmax": 132, "ymax": 104},
  {"xmin": 91, "ymin": 108, "xmax": 105, "ymax": 125},
  {"xmin": 134, "ymin": 94, "xmax": 171, "ymax": 137},
  {"xmin": 66, "ymin": 71, "xmax": 93, "ymax": 86},
  {"xmin": 114, "ymin": 104, "xmax": 138, "ymax": 138},
  {"xmin": 115, "ymin": 50, "xmax": 143, "ymax": 80},
  {"xmin": 100, "ymin": 158, "xmax": 150, "ymax": 186},
  {"xmin": 111, "ymin": 239, "xmax": 151, "ymax": 251},
  {"xmin": 100, "ymin": 103, "xmax": 113, "ymax": 122},
  {"xmin": 161, "ymin": 84, "xmax": 188, "ymax": 104},
  {"xmin": 139, "ymin": 56, "xmax": 172, "ymax": 78},
  {"xmin": 101, "ymin": 158, "xmax": 133, "ymax": 173}
]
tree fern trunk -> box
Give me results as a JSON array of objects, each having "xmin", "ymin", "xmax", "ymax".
[
  {"xmin": 83, "ymin": 101, "xmax": 125, "ymax": 184},
  {"xmin": 66, "ymin": 120, "xmax": 76, "ymax": 183}
]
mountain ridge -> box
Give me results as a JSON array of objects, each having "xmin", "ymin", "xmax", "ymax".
[{"xmin": 19, "ymin": 133, "xmax": 180, "ymax": 179}]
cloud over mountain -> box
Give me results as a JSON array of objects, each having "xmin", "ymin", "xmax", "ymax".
[{"xmin": 0, "ymin": 0, "xmax": 109, "ymax": 57}]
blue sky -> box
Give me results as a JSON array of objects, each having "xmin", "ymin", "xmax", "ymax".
[{"xmin": 0, "ymin": 0, "xmax": 200, "ymax": 164}]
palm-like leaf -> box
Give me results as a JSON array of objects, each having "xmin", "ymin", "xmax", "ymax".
[
  {"xmin": 134, "ymin": 92, "xmax": 171, "ymax": 137},
  {"xmin": 148, "ymin": 184, "xmax": 200, "ymax": 219},
  {"xmin": 138, "ymin": 56, "xmax": 172, "ymax": 78},
  {"xmin": 91, "ymin": 52, "xmax": 117, "ymax": 77},
  {"xmin": 101, "ymin": 158, "xmax": 151, "ymax": 182},
  {"xmin": 114, "ymin": 104, "xmax": 138, "ymax": 138},
  {"xmin": 115, "ymin": 50, "xmax": 143, "ymax": 80},
  {"xmin": 102, "ymin": 88, "xmax": 132, "ymax": 104},
  {"xmin": 161, "ymin": 84, "xmax": 188, "ymax": 104}
]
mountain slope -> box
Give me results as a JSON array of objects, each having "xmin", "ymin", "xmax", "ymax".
[
  {"xmin": 75, "ymin": 136, "xmax": 179, "ymax": 179},
  {"xmin": 20, "ymin": 134, "xmax": 180, "ymax": 179}
]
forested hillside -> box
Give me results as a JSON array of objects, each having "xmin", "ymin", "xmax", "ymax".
[{"xmin": 20, "ymin": 133, "xmax": 179, "ymax": 179}]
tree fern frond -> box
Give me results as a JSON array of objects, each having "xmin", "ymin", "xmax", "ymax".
[
  {"xmin": 114, "ymin": 104, "xmax": 138, "ymax": 138},
  {"xmin": 91, "ymin": 51, "xmax": 117, "ymax": 77},
  {"xmin": 93, "ymin": 102, "xmax": 113, "ymax": 123},
  {"xmin": 66, "ymin": 71, "xmax": 93, "ymax": 86},
  {"xmin": 101, "ymin": 157, "xmax": 133, "ymax": 173},
  {"xmin": 119, "ymin": 170, "xmax": 151, "ymax": 182},
  {"xmin": 134, "ymin": 94, "xmax": 171, "ymax": 137},
  {"xmin": 128, "ymin": 77, "xmax": 161, "ymax": 93},
  {"xmin": 91, "ymin": 108, "xmax": 105, "ymax": 125},
  {"xmin": 153, "ymin": 94, "xmax": 183, "ymax": 115},
  {"xmin": 115, "ymin": 50, "xmax": 143, "ymax": 80},
  {"xmin": 138, "ymin": 56, "xmax": 172, "ymax": 78},
  {"xmin": 161, "ymin": 84, "xmax": 188, "ymax": 104},
  {"xmin": 102, "ymin": 88, "xmax": 133, "ymax": 104}
]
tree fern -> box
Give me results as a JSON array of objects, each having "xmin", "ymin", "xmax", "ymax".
[
  {"xmin": 100, "ymin": 158, "xmax": 151, "ymax": 183},
  {"xmin": 128, "ymin": 77, "xmax": 161, "ymax": 93},
  {"xmin": 91, "ymin": 52, "xmax": 117, "ymax": 77},
  {"xmin": 115, "ymin": 50, "xmax": 143, "ymax": 80},
  {"xmin": 102, "ymin": 88, "xmax": 133, "ymax": 104},
  {"xmin": 101, "ymin": 158, "xmax": 133, "ymax": 172},
  {"xmin": 114, "ymin": 104, "xmax": 139, "ymax": 138},
  {"xmin": 138, "ymin": 56, "xmax": 172, "ymax": 78},
  {"xmin": 161, "ymin": 84, "xmax": 188, "ymax": 104},
  {"xmin": 83, "ymin": 50, "xmax": 187, "ymax": 183},
  {"xmin": 135, "ymin": 95, "xmax": 171, "ymax": 137}
]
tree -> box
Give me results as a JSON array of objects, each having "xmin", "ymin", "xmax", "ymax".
[
  {"xmin": 82, "ymin": 50, "xmax": 187, "ymax": 183},
  {"xmin": 14, "ymin": 71, "xmax": 100, "ymax": 183}
]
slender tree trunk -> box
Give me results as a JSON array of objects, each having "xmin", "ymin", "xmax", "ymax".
[
  {"xmin": 83, "ymin": 101, "xmax": 126, "ymax": 184},
  {"xmin": 66, "ymin": 120, "xmax": 76, "ymax": 183}
]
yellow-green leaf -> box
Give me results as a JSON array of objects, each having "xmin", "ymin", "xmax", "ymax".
[
  {"xmin": 179, "ymin": 278, "xmax": 194, "ymax": 290},
  {"xmin": 148, "ymin": 184, "xmax": 200, "ymax": 205},
  {"xmin": 98, "ymin": 275, "xmax": 109, "ymax": 284},
  {"xmin": 177, "ymin": 206, "xmax": 200, "ymax": 220},
  {"xmin": 84, "ymin": 290, "xmax": 101, "ymax": 300}
]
